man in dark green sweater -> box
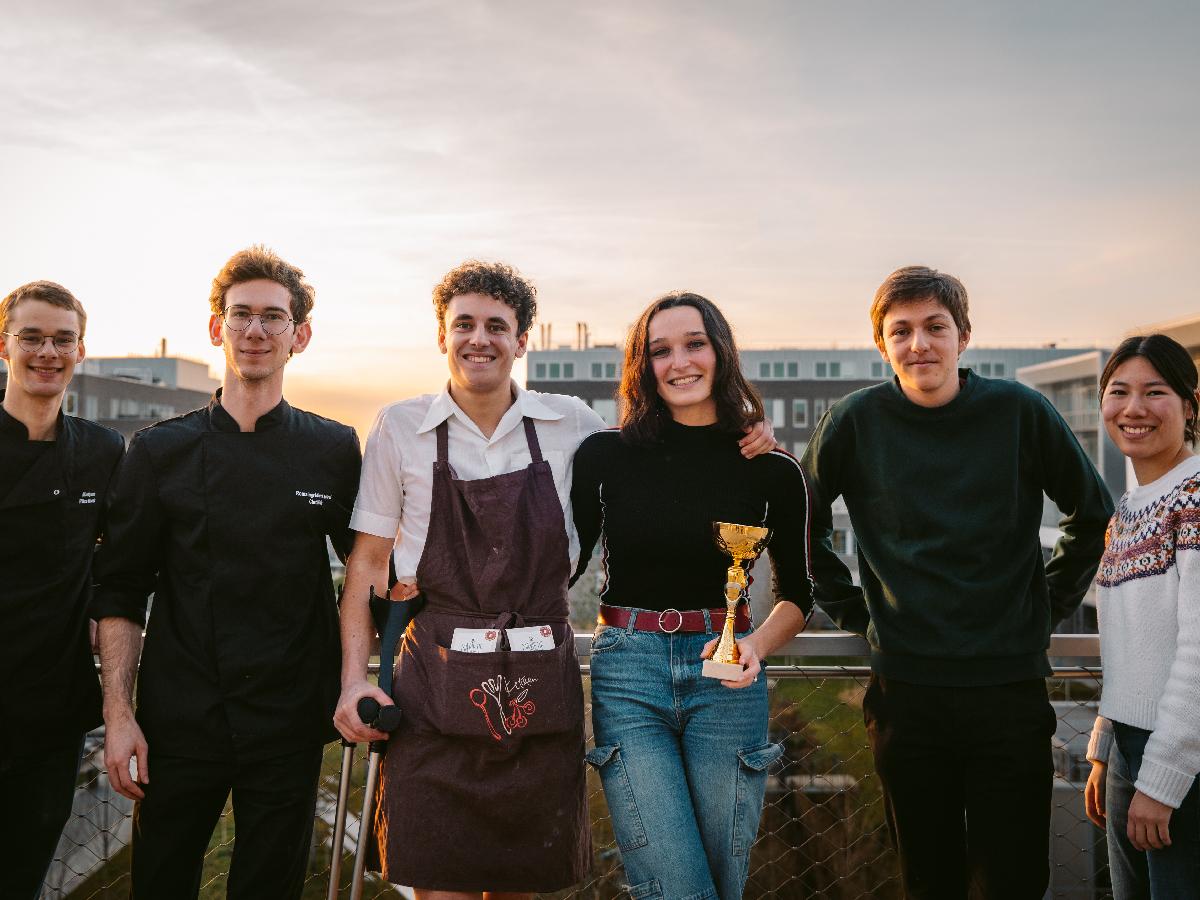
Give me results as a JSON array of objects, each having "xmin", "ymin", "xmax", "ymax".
[{"xmin": 802, "ymin": 266, "xmax": 1113, "ymax": 899}]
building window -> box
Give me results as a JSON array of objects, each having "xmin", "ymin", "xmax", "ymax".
[
  {"xmin": 563, "ymin": 363, "xmax": 574, "ymax": 379},
  {"xmin": 591, "ymin": 362, "xmax": 603, "ymax": 378},
  {"xmin": 831, "ymin": 529, "xmax": 848, "ymax": 555},
  {"xmin": 815, "ymin": 362, "xmax": 827, "ymax": 378},
  {"xmin": 829, "ymin": 361, "xmax": 841, "ymax": 377},
  {"xmin": 759, "ymin": 362, "xmax": 770, "ymax": 378},
  {"xmin": 792, "ymin": 399, "xmax": 808, "ymax": 427},
  {"xmin": 772, "ymin": 361, "xmax": 784, "ymax": 378},
  {"xmin": 871, "ymin": 361, "xmax": 886, "ymax": 378},
  {"xmin": 792, "ymin": 441, "xmax": 808, "ymax": 458},
  {"xmin": 787, "ymin": 361, "xmax": 798, "ymax": 377},
  {"xmin": 534, "ymin": 363, "xmax": 547, "ymax": 378},
  {"xmin": 994, "ymin": 362, "xmax": 1005, "ymax": 377},
  {"xmin": 980, "ymin": 362, "xmax": 992, "ymax": 376},
  {"xmin": 815, "ymin": 399, "xmax": 826, "ymax": 419},
  {"xmin": 605, "ymin": 363, "xmax": 617, "ymax": 378},
  {"xmin": 549, "ymin": 363, "xmax": 561, "ymax": 378},
  {"xmin": 766, "ymin": 399, "xmax": 785, "ymax": 427},
  {"xmin": 64, "ymin": 392, "xmax": 78, "ymax": 414},
  {"xmin": 828, "ymin": 396, "xmax": 841, "ymax": 410}
]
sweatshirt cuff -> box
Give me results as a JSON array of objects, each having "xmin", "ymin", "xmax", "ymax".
[
  {"xmin": 1135, "ymin": 757, "xmax": 1197, "ymax": 809},
  {"xmin": 1086, "ymin": 718, "xmax": 1114, "ymax": 764}
]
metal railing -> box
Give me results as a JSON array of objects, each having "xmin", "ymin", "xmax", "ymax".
[{"xmin": 44, "ymin": 635, "xmax": 1107, "ymax": 899}]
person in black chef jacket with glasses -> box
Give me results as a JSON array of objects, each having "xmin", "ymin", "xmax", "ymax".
[
  {"xmin": 0, "ymin": 281, "xmax": 124, "ymax": 900},
  {"xmin": 93, "ymin": 246, "xmax": 361, "ymax": 900}
]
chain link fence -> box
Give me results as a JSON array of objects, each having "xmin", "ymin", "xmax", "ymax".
[{"xmin": 44, "ymin": 639, "xmax": 1108, "ymax": 899}]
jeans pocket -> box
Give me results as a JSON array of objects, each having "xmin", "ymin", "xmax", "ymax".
[
  {"xmin": 585, "ymin": 744, "xmax": 648, "ymax": 851},
  {"xmin": 590, "ymin": 624, "xmax": 626, "ymax": 655},
  {"xmin": 733, "ymin": 742, "xmax": 784, "ymax": 857},
  {"xmin": 627, "ymin": 878, "xmax": 663, "ymax": 899}
]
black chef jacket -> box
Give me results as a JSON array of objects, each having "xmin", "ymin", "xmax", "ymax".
[
  {"xmin": 91, "ymin": 393, "xmax": 361, "ymax": 762},
  {"xmin": 0, "ymin": 392, "xmax": 124, "ymax": 758}
]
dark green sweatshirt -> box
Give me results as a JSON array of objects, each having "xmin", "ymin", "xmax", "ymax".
[{"xmin": 801, "ymin": 371, "xmax": 1113, "ymax": 686}]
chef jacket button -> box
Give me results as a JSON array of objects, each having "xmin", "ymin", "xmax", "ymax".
[{"xmin": 53, "ymin": 489, "xmax": 61, "ymax": 496}]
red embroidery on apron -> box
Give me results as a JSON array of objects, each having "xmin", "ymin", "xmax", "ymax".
[{"xmin": 468, "ymin": 675, "xmax": 540, "ymax": 742}]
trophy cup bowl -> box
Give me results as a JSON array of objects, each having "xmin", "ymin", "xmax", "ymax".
[{"xmin": 702, "ymin": 521, "xmax": 771, "ymax": 680}]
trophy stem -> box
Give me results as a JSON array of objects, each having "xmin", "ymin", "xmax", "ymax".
[{"xmin": 703, "ymin": 565, "xmax": 748, "ymax": 680}]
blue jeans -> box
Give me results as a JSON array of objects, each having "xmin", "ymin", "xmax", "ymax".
[
  {"xmin": 587, "ymin": 616, "xmax": 783, "ymax": 900},
  {"xmin": 1106, "ymin": 722, "xmax": 1200, "ymax": 900}
]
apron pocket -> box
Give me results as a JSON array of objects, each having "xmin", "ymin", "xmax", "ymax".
[{"xmin": 428, "ymin": 631, "xmax": 583, "ymax": 743}]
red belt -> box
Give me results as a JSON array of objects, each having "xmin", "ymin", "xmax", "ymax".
[{"xmin": 598, "ymin": 603, "xmax": 751, "ymax": 635}]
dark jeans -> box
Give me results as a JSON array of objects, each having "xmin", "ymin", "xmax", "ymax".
[
  {"xmin": 130, "ymin": 745, "xmax": 323, "ymax": 900},
  {"xmin": 862, "ymin": 675, "xmax": 1055, "ymax": 900},
  {"xmin": 0, "ymin": 736, "xmax": 85, "ymax": 900},
  {"xmin": 1106, "ymin": 722, "xmax": 1200, "ymax": 899}
]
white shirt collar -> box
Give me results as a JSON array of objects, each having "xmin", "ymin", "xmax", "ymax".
[{"xmin": 417, "ymin": 381, "xmax": 564, "ymax": 442}]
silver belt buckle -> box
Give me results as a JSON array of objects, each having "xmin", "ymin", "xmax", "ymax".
[{"xmin": 658, "ymin": 608, "xmax": 683, "ymax": 634}]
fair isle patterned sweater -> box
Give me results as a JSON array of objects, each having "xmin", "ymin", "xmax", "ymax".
[{"xmin": 1086, "ymin": 454, "xmax": 1200, "ymax": 808}]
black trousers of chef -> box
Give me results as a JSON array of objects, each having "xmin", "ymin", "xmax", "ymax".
[
  {"xmin": 129, "ymin": 745, "xmax": 323, "ymax": 900},
  {"xmin": 0, "ymin": 737, "xmax": 85, "ymax": 899}
]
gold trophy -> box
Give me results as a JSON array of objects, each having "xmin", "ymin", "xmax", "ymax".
[{"xmin": 702, "ymin": 521, "xmax": 771, "ymax": 680}]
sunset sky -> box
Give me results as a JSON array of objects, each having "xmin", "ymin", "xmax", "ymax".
[{"xmin": 2, "ymin": 1, "xmax": 1197, "ymax": 435}]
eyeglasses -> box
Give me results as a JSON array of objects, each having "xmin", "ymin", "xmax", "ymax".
[
  {"xmin": 2, "ymin": 332, "xmax": 80, "ymax": 354},
  {"xmin": 222, "ymin": 309, "xmax": 294, "ymax": 336}
]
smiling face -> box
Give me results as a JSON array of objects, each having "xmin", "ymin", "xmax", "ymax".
[
  {"xmin": 647, "ymin": 304, "xmax": 718, "ymax": 425},
  {"xmin": 439, "ymin": 292, "xmax": 527, "ymax": 399},
  {"xmin": 877, "ymin": 296, "xmax": 970, "ymax": 408},
  {"xmin": 0, "ymin": 299, "xmax": 85, "ymax": 403},
  {"xmin": 1102, "ymin": 355, "xmax": 1197, "ymax": 484},
  {"xmin": 208, "ymin": 279, "xmax": 310, "ymax": 387}
]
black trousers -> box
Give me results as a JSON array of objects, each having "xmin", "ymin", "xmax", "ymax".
[
  {"xmin": 862, "ymin": 675, "xmax": 1055, "ymax": 900},
  {"xmin": 0, "ymin": 736, "xmax": 84, "ymax": 900},
  {"xmin": 129, "ymin": 744, "xmax": 324, "ymax": 900}
]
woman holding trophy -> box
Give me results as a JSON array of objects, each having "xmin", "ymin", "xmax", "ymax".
[{"xmin": 571, "ymin": 291, "xmax": 814, "ymax": 900}]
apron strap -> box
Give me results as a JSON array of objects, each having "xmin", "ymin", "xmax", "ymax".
[
  {"xmin": 522, "ymin": 417, "xmax": 544, "ymax": 464},
  {"xmin": 436, "ymin": 419, "xmax": 449, "ymax": 465}
]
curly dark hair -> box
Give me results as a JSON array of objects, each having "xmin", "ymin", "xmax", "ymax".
[
  {"xmin": 208, "ymin": 245, "xmax": 316, "ymax": 324},
  {"xmin": 432, "ymin": 260, "xmax": 537, "ymax": 335},
  {"xmin": 619, "ymin": 291, "xmax": 764, "ymax": 446},
  {"xmin": 1100, "ymin": 334, "xmax": 1199, "ymax": 446}
]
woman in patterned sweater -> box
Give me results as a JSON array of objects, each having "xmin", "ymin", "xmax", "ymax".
[{"xmin": 1084, "ymin": 334, "xmax": 1200, "ymax": 898}]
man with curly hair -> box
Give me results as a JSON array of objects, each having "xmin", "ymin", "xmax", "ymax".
[
  {"xmin": 94, "ymin": 246, "xmax": 361, "ymax": 899},
  {"xmin": 334, "ymin": 260, "xmax": 774, "ymax": 896}
]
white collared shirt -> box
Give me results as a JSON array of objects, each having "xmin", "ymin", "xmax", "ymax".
[{"xmin": 351, "ymin": 382, "xmax": 607, "ymax": 580}]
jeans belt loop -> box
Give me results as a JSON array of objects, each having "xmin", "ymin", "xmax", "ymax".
[
  {"xmin": 702, "ymin": 608, "xmax": 713, "ymax": 635},
  {"xmin": 658, "ymin": 608, "xmax": 683, "ymax": 634},
  {"xmin": 625, "ymin": 610, "xmax": 638, "ymax": 635}
]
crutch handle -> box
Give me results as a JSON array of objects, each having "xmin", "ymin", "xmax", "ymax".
[{"xmin": 356, "ymin": 696, "xmax": 403, "ymax": 733}]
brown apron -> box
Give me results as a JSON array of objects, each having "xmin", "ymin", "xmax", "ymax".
[{"xmin": 373, "ymin": 417, "xmax": 590, "ymax": 892}]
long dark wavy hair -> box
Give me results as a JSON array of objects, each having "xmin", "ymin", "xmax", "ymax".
[
  {"xmin": 1100, "ymin": 333, "xmax": 1199, "ymax": 446},
  {"xmin": 618, "ymin": 291, "xmax": 764, "ymax": 446}
]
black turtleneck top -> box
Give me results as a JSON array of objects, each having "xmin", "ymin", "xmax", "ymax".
[{"xmin": 570, "ymin": 420, "xmax": 814, "ymax": 615}]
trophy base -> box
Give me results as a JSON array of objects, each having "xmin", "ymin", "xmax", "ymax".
[{"xmin": 702, "ymin": 659, "xmax": 746, "ymax": 680}]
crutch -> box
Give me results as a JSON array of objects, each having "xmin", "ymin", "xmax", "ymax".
[
  {"xmin": 348, "ymin": 585, "xmax": 423, "ymax": 900},
  {"xmin": 327, "ymin": 736, "xmax": 356, "ymax": 900}
]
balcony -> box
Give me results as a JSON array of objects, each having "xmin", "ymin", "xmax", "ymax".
[{"xmin": 43, "ymin": 635, "xmax": 1107, "ymax": 898}]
